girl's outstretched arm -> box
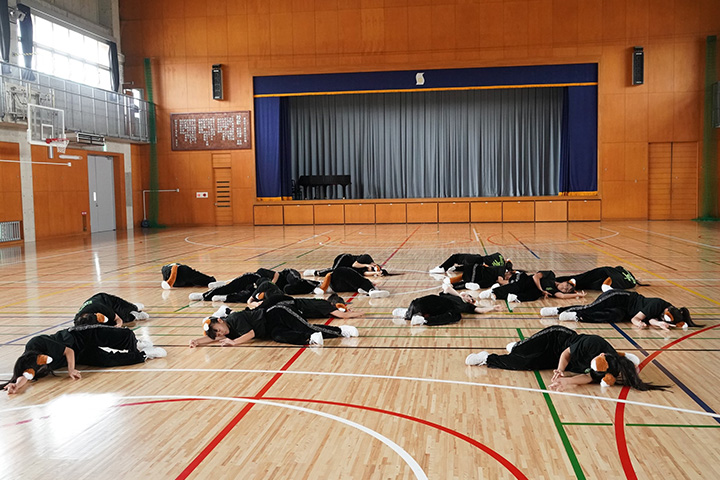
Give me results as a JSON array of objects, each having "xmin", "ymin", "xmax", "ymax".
[
  {"xmin": 189, "ymin": 336, "xmax": 216, "ymax": 348},
  {"xmin": 219, "ymin": 331, "xmax": 256, "ymax": 347}
]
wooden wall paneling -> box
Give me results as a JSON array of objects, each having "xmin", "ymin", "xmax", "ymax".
[
  {"xmin": 406, "ymin": 202, "xmax": 438, "ymax": 223},
  {"xmin": 470, "ymin": 201, "xmax": 502, "ymax": 222},
  {"xmin": 283, "ymin": 204, "xmax": 313, "ymax": 225},
  {"xmin": 207, "ymin": 16, "xmax": 229, "ymax": 57},
  {"xmin": 502, "ymin": 201, "xmax": 535, "ymax": 222},
  {"xmin": 648, "ymin": 142, "xmax": 672, "ymax": 219},
  {"xmin": 438, "ymin": 202, "xmax": 469, "ymax": 223},
  {"xmin": 568, "ymin": 200, "xmax": 602, "ymax": 221},
  {"xmin": 214, "ymin": 167, "xmax": 233, "ymax": 226},
  {"xmin": 254, "ymin": 205, "xmax": 283, "ymax": 225},
  {"xmin": 234, "ymin": 188, "xmax": 255, "ymax": 224},
  {"xmin": 375, "ymin": 203, "xmax": 406, "ymax": 224},
  {"xmin": 535, "ymin": 200, "xmax": 568, "ymax": 222},
  {"xmin": 344, "ymin": 204, "xmax": 375, "ymax": 224},
  {"xmin": 0, "ymin": 142, "xmax": 21, "ymax": 222},
  {"xmin": 112, "ymin": 154, "xmax": 127, "ymax": 231},
  {"xmin": 314, "ymin": 204, "xmax": 345, "ymax": 224},
  {"xmin": 670, "ymin": 142, "xmax": 698, "ymax": 219}
]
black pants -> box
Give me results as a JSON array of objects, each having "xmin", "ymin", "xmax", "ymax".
[
  {"xmin": 73, "ymin": 325, "xmax": 146, "ymax": 367},
  {"xmin": 264, "ymin": 304, "xmax": 342, "ymax": 345},
  {"xmin": 492, "ymin": 274, "xmax": 543, "ymax": 302},
  {"xmin": 558, "ymin": 289, "xmax": 634, "ymax": 323},
  {"xmin": 202, "ymin": 273, "xmax": 259, "ymax": 301},
  {"xmin": 162, "ymin": 264, "xmax": 216, "ymax": 287},
  {"xmin": 557, "ymin": 266, "xmax": 638, "ymax": 291},
  {"xmin": 487, "ymin": 325, "xmax": 577, "ymax": 370},
  {"xmin": 329, "ymin": 267, "xmax": 375, "ymax": 293},
  {"xmin": 440, "ymin": 252, "xmax": 504, "ymax": 271},
  {"xmin": 94, "ymin": 293, "xmax": 139, "ymax": 324},
  {"xmin": 282, "ymin": 269, "xmax": 319, "ymax": 295}
]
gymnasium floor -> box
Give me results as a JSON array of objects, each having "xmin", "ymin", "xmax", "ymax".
[{"xmin": 1, "ymin": 221, "xmax": 719, "ymax": 479}]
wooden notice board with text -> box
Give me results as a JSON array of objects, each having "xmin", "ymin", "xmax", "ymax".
[{"xmin": 171, "ymin": 111, "xmax": 252, "ymax": 151}]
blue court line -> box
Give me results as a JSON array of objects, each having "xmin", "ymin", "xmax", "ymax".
[
  {"xmin": 0, "ymin": 319, "xmax": 73, "ymax": 347},
  {"xmin": 611, "ymin": 323, "xmax": 720, "ymax": 425},
  {"xmin": 509, "ymin": 232, "xmax": 540, "ymax": 259}
]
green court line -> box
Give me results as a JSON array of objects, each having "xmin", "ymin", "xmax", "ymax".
[
  {"xmin": 562, "ymin": 422, "xmax": 720, "ymax": 429},
  {"xmin": 296, "ymin": 246, "xmax": 326, "ymax": 258},
  {"xmin": 519, "ymin": 328, "xmax": 586, "ymax": 479},
  {"xmin": 174, "ymin": 305, "xmax": 193, "ymax": 313}
]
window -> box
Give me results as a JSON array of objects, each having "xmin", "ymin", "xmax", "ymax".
[{"xmin": 18, "ymin": 15, "xmax": 112, "ymax": 90}]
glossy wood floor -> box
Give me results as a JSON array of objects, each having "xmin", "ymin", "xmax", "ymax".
[{"xmin": 1, "ymin": 221, "xmax": 719, "ymax": 479}]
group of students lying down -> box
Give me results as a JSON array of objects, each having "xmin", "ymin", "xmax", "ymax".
[{"xmin": 3, "ymin": 251, "xmax": 696, "ymax": 395}]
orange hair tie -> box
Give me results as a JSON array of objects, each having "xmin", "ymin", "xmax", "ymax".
[
  {"xmin": 335, "ymin": 303, "xmax": 347, "ymax": 312},
  {"xmin": 601, "ymin": 373, "xmax": 617, "ymax": 387},
  {"xmin": 37, "ymin": 355, "xmax": 52, "ymax": 365},
  {"xmin": 202, "ymin": 317, "xmax": 212, "ymax": 336},
  {"xmin": 96, "ymin": 313, "xmax": 108, "ymax": 323},
  {"xmin": 23, "ymin": 368, "xmax": 35, "ymax": 380}
]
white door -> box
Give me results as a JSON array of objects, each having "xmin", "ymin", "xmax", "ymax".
[{"xmin": 87, "ymin": 155, "xmax": 116, "ymax": 233}]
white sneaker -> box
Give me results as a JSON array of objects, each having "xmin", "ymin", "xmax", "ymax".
[
  {"xmin": 506, "ymin": 341, "xmax": 517, "ymax": 353},
  {"xmin": 134, "ymin": 303, "xmax": 145, "ymax": 311},
  {"xmin": 213, "ymin": 306, "xmax": 231, "ymax": 318},
  {"xmin": 479, "ymin": 289, "xmax": 495, "ymax": 300},
  {"xmin": 189, "ymin": 292, "xmax": 203, "ymax": 301},
  {"xmin": 208, "ymin": 281, "xmax": 226, "ymax": 289},
  {"xmin": 540, "ymin": 307, "xmax": 559, "ymax": 317},
  {"xmin": 507, "ymin": 293, "xmax": 520, "ymax": 303},
  {"xmin": 161, "ymin": 281, "xmax": 171, "ymax": 290},
  {"xmin": 211, "ymin": 295, "xmax": 227, "ymax": 302},
  {"xmin": 559, "ymin": 311, "xmax": 578, "ymax": 321},
  {"xmin": 136, "ymin": 339, "xmax": 153, "ymax": 351},
  {"xmin": 132, "ymin": 311, "xmax": 150, "ymax": 321},
  {"xmin": 392, "ymin": 308, "xmax": 408, "ymax": 317},
  {"xmin": 339, "ymin": 325, "xmax": 359, "ymax": 338},
  {"xmin": 313, "ymin": 287, "xmax": 326, "ymax": 296},
  {"xmin": 309, "ymin": 332, "xmax": 324, "ymax": 346},
  {"xmin": 410, "ymin": 315, "xmax": 426, "ymax": 326},
  {"xmin": 429, "ymin": 266, "xmax": 444, "ymax": 274},
  {"xmin": 143, "ymin": 346, "xmax": 167, "ymax": 359},
  {"xmin": 465, "ymin": 351, "xmax": 489, "ymax": 366},
  {"xmin": 465, "ymin": 282, "xmax": 480, "ymax": 291},
  {"xmin": 357, "ymin": 288, "xmax": 369, "ymax": 295},
  {"xmin": 303, "ymin": 269, "xmax": 316, "ymax": 277},
  {"xmin": 369, "ymin": 289, "xmax": 390, "ymax": 298}
]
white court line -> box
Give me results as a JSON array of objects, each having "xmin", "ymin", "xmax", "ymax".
[
  {"xmin": 183, "ymin": 230, "xmax": 334, "ymax": 250},
  {"xmin": 627, "ymin": 226, "xmax": 720, "ymax": 251},
  {"xmin": 473, "ymin": 228, "xmax": 480, "ymax": 243},
  {"xmin": 38, "ymin": 368, "xmax": 720, "ymax": 421},
  {"xmin": 0, "ymin": 394, "xmax": 428, "ymax": 480}
]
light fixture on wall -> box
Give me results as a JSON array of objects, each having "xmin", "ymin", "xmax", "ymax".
[{"xmin": 416, "ymin": 72, "xmax": 425, "ymax": 86}]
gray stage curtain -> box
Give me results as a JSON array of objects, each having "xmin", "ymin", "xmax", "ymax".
[{"xmin": 288, "ymin": 87, "xmax": 563, "ymax": 199}]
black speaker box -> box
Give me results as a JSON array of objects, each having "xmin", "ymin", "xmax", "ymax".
[
  {"xmin": 632, "ymin": 47, "xmax": 644, "ymax": 85},
  {"xmin": 212, "ymin": 64, "xmax": 223, "ymax": 100}
]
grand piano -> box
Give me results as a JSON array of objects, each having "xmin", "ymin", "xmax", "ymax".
[{"xmin": 296, "ymin": 175, "xmax": 351, "ymax": 199}]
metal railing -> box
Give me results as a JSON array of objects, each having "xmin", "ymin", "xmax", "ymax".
[{"xmin": 0, "ymin": 62, "xmax": 150, "ymax": 143}]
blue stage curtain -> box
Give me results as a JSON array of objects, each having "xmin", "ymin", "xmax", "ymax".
[
  {"xmin": 255, "ymin": 97, "xmax": 292, "ymax": 198},
  {"xmin": 560, "ymin": 86, "xmax": 598, "ymax": 194}
]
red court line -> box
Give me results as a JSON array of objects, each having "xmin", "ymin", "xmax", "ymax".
[
  {"xmin": 175, "ymin": 227, "xmax": 420, "ymax": 478},
  {"xmin": 115, "ymin": 396, "xmax": 528, "ymax": 479},
  {"xmin": 614, "ymin": 324, "xmax": 720, "ymax": 480}
]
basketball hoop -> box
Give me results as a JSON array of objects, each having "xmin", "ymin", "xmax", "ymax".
[{"xmin": 45, "ymin": 137, "xmax": 69, "ymax": 154}]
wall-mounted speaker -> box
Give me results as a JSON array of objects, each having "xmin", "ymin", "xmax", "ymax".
[
  {"xmin": 212, "ymin": 64, "xmax": 223, "ymax": 100},
  {"xmin": 632, "ymin": 47, "xmax": 644, "ymax": 85}
]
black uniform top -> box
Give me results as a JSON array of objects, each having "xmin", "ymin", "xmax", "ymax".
[
  {"xmin": 225, "ymin": 309, "xmax": 268, "ymax": 339},
  {"xmin": 464, "ymin": 264, "xmax": 506, "ymax": 287},
  {"xmin": 74, "ymin": 294, "xmax": 117, "ymax": 325},
  {"xmin": 410, "ymin": 293, "xmax": 475, "ymax": 316},
  {"xmin": 25, "ymin": 330, "xmax": 77, "ymax": 369},
  {"xmin": 566, "ymin": 334, "xmax": 616, "ymax": 379},
  {"xmin": 630, "ymin": 293, "xmax": 671, "ymax": 323},
  {"xmin": 538, "ymin": 271, "xmax": 560, "ymax": 295}
]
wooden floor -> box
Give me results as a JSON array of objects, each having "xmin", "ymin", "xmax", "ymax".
[{"xmin": 1, "ymin": 221, "xmax": 719, "ymax": 479}]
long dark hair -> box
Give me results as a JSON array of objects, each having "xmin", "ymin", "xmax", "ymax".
[
  {"xmin": 0, "ymin": 351, "xmax": 54, "ymax": 389},
  {"xmin": 608, "ymin": 353, "xmax": 669, "ymax": 391},
  {"xmin": 668, "ymin": 306, "xmax": 700, "ymax": 328}
]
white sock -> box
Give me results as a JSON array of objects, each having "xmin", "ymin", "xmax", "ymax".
[
  {"xmin": 339, "ymin": 325, "xmax": 359, "ymax": 338},
  {"xmin": 309, "ymin": 332, "xmax": 324, "ymax": 346}
]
